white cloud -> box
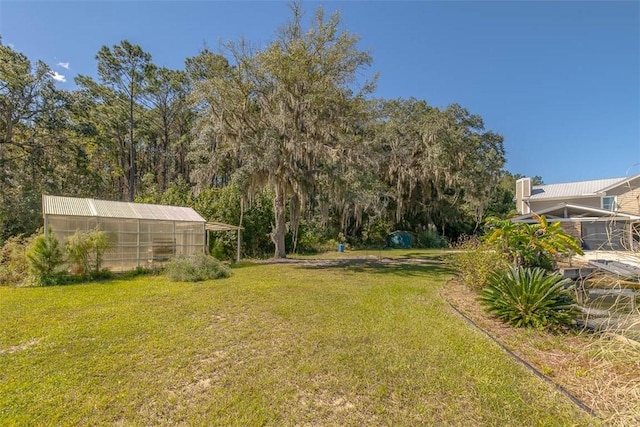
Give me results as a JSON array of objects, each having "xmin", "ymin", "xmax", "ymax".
[
  {"xmin": 50, "ymin": 71, "xmax": 66, "ymax": 83},
  {"xmin": 57, "ymin": 62, "xmax": 70, "ymax": 70}
]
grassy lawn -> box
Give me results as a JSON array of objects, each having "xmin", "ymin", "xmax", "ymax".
[{"xmin": 1, "ymin": 250, "xmax": 595, "ymax": 426}]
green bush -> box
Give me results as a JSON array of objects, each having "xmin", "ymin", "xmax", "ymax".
[
  {"xmin": 26, "ymin": 232, "xmax": 66, "ymax": 286},
  {"xmin": 484, "ymin": 214, "xmax": 583, "ymax": 271},
  {"xmin": 295, "ymin": 224, "xmax": 324, "ymax": 254},
  {"xmin": 295, "ymin": 220, "xmax": 343, "ymax": 254},
  {"xmin": 165, "ymin": 253, "xmax": 232, "ymax": 282},
  {"xmin": 360, "ymin": 217, "xmax": 392, "ymax": 248},
  {"xmin": 118, "ymin": 266, "xmax": 160, "ymax": 279},
  {"xmin": 0, "ymin": 234, "xmax": 35, "ymax": 285},
  {"xmin": 479, "ymin": 266, "xmax": 578, "ymax": 330},
  {"xmin": 209, "ymin": 238, "xmax": 228, "ymax": 260},
  {"xmin": 416, "ymin": 229, "xmax": 448, "ymax": 249},
  {"xmin": 451, "ymin": 236, "xmax": 507, "ymax": 292},
  {"xmin": 66, "ymin": 228, "xmax": 112, "ymax": 277},
  {"xmin": 298, "ymin": 235, "xmax": 341, "ymax": 254},
  {"xmin": 195, "ymin": 185, "xmax": 274, "ymax": 259}
]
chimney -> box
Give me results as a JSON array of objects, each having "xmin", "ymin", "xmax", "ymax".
[{"xmin": 515, "ymin": 177, "xmax": 531, "ymax": 214}]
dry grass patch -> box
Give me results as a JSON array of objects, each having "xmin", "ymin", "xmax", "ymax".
[{"xmin": 443, "ymin": 278, "xmax": 640, "ymax": 426}]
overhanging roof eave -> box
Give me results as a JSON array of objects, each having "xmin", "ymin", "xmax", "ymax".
[
  {"xmin": 511, "ymin": 202, "xmax": 640, "ymax": 222},
  {"xmin": 205, "ymin": 221, "xmax": 244, "ymax": 232}
]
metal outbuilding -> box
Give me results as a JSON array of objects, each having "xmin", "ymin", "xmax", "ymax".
[{"xmin": 43, "ymin": 195, "xmax": 207, "ymax": 271}]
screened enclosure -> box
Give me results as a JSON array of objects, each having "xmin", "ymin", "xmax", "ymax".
[{"xmin": 43, "ymin": 195, "xmax": 206, "ymax": 271}]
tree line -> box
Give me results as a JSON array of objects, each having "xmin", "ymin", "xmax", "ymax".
[{"xmin": 0, "ymin": 4, "xmax": 526, "ymax": 258}]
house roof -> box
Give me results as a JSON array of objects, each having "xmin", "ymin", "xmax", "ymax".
[
  {"xmin": 528, "ymin": 177, "xmax": 627, "ymax": 200},
  {"xmin": 512, "ymin": 202, "xmax": 640, "ymax": 222},
  {"xmin": 42, "ymin": 195, "xmax": 205, "ymax": 222}
]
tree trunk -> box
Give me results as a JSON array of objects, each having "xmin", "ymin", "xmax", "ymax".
[
  {"xmin": 290, "ymin": 192, "xmax": 300, "ymax": 254},
  {"xmin": 128, "ymin": 80, "xmax": 136, "ymax": 202},
  {"xmin": 161, "ymin": 122, "xmax": 170, "ymax": 192},
  {"xmin": 272, "ymin": 183, "xmax": 287, "ymax": 259}
]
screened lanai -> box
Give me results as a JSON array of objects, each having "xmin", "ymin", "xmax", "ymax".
[{"xmin": 43, "ymin": 195, "xmax": 206, "ymax": 271}]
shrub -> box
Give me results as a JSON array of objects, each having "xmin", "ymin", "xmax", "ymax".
[
  {"xmin": 300, "ymin": 238, "xmax": 344, "ymax": 254},
  {"xmin": 479, "ymin": 266, "xmax": 578, "ymax": 330},
  {"xmin": 209, "ymin": 238, "xmax": 228, "ymax": 260},
  {"xmin": 484, "ymin": 214, "xmax": 583, "ymax": 271},
  {"xmin": 452, "ymin": 236, "xmax": 508, "ymax": 292},
  {"xmin": 118, "ymin": 266, "xmax": 161, "ymax": 279},
  {"xmin": 416, "ymin": 229, "xmax": 448, "ymax": 249},
  {"xmin": 296, "ymin": 220, "xmax": 338, "ymax": 254},
  {"xmin": 66, "ymin": 228, "xmax": 112, "ymax": 277},
  {"xmin": 360, "ymin": 216, "xmax": 392, "ymax": 248},
  {"xmin": 165, "ymin": 253, "xmax": 232, "ymax": 282},
  {"xmin": 0, "ymin": 234, "xmax": 35, "ymax": 285},
  {"xmin": 195, "ymin": 185, "xmax": 274, "ymax": 259},
  {"xmin": 26, "ymin": 232, "xmax": 66, "ymax": 286}
]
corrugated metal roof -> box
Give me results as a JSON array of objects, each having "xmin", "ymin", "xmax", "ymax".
[
  {"xmin": 43, "ymin": 195, "xmax": 205, "ymax": 222},
  {"xmin": 42, "ymin": 195, "xmax": 96, "ymax": 216},
  {"xmin": 529, "ymin": 177, "xmax": 625, "ymax": 200}
]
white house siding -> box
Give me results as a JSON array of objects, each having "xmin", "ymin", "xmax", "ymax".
[
  {"xmin": 607, "ymin": 179, "xmax": 640, "ymax": 214},
  {"xmin": 529, "ymin": 197, "xmax": 602, "ymax": 214}
]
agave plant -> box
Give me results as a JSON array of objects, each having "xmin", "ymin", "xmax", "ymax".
[{"xmin": 479, "ymin": 266, "xmax": 578, "ymax": 329}]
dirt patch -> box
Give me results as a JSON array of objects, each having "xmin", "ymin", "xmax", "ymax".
[
  {"xmin": 0, "ymin": 338, "xmax": 41, "ymax": 355},
  {"xmin": 254, "ymin": 255, "xmax": 446, "ymax": 268}
]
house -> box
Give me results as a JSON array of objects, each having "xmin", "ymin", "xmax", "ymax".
[
  {"xmin": 43, "ymin": 195, "xmax": 207, "ymax": 271},
  {"xmin": 513, "ymin": 174, "xmax": 640, "ymax": 250}
]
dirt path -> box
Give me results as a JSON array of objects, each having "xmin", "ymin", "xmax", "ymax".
[{"xmin": 254, "ymin": 254, "xmax": 446, "ymax": 268}]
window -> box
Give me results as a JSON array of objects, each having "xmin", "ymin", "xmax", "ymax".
[{"xmin": 602, "ymin": 196, "xmax": 617, "ymax": 211}]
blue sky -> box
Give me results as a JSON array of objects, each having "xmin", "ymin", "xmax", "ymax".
[{"xmin": 1, "ymin": 1, "xmax": 638, "ymax": 184}]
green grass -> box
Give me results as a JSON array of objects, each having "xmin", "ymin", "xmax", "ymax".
[{"xmin": 0, "ymin": 250, "xmax": 595, "ymax": 426}]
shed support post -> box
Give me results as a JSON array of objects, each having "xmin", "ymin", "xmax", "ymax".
[
  {"xmin": 237, "ymin": 229, "xmax": 241, "ymax": 263},
  {"xmin": 136, "ymin": 219, "xmax": 140, "ymax": 268}
]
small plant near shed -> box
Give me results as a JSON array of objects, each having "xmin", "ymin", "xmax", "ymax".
[
  {"xmin": 66, "ymin": 228, "xmax": 112, "ymax": 277},
  {"xmin": 209, "ymin": 238, "xmax": 228, "ymax": 260},
  {"xmin": 479, "ymin": 266, "xmax": 578, "ymax": 330},
  {"xmin": 165, "ymin": 253, "xmax": 231, "ymax": 282},
  {"xmin": 25, "ymin": 231, "xmax": 66, "ymax": 285},
  {"xmin": 0, "ymin": 234, "xmax": 36, "ymax": 285}
]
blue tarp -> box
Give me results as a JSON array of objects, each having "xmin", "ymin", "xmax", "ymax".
[{"xmin": 387, "ymin": 231, "xmax": 413, "ymax": 248}]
